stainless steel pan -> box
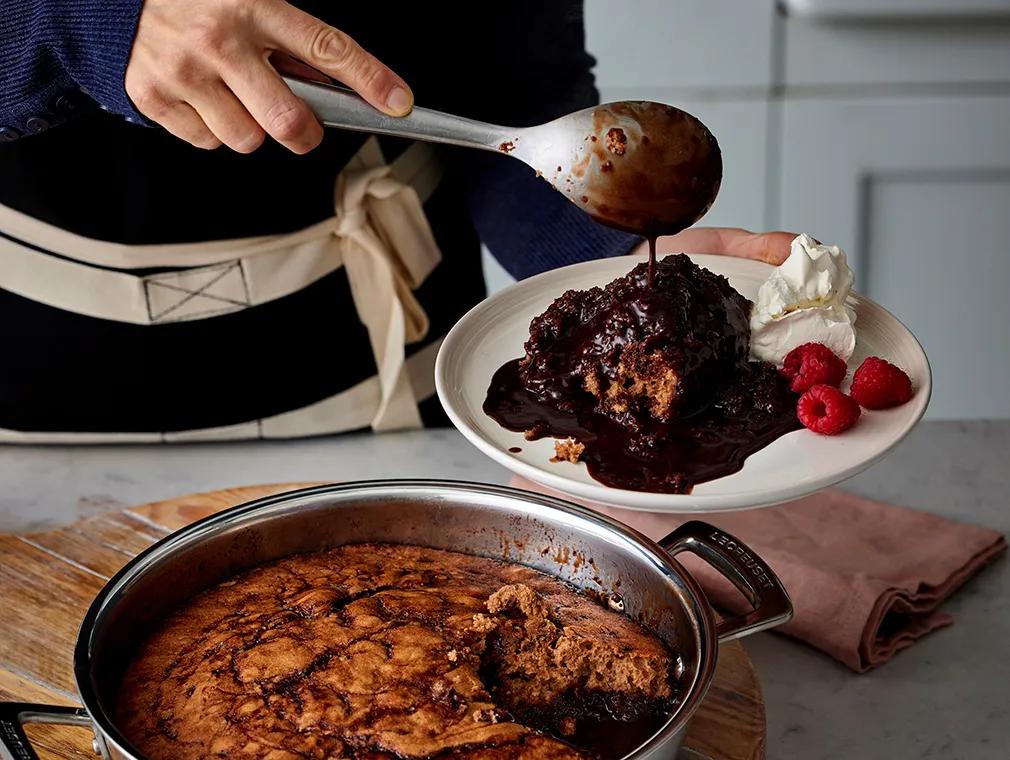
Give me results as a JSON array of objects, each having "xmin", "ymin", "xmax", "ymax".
[{"xmin": 1, "ymin": 481, "xmax": 791, "ymax": 760}]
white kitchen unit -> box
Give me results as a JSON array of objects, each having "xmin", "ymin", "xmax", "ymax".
[
  {"xmin": 775, "ymin": 12, "xmax": 1010, "ymax": 420},
  {"xmin": 584, "ymin": 0, "xmax": 777, "ymax": 93},
  {"xmin": 785, "ymin": 0, "xmax": 1010, "ymax": 18},
  {"xmin": 783, "ymin": 2, "xmax": 1010, "ymax": 87}
]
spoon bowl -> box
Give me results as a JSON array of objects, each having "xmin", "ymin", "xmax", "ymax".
[
  {"xmin": 286, "ymin": 77, "xmax": 722, "ymax": 237},
  {"xmin": 513, "ymin": 101, "xmax": 722, "ymax": 236}
]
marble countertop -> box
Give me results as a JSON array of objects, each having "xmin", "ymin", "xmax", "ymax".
[{"xmin": 1, "ymin": 420, "xmax": 1007, "ymax": 759}]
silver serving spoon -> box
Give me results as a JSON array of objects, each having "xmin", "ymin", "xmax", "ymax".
[{"xmin": 285, "ymin": 76, "xmax": 722, "ymax": 238}]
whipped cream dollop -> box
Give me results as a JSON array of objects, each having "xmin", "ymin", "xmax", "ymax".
[{"xmin": 750, "ymin": 233, "xmax": 857, "ymax": 365}]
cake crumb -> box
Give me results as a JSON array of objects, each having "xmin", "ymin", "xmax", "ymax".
[
  {"xmin": 487, "ymin": 583, "xmax": 553, "ymax": 622},
  {"xmin": 470, "ymin": 613, "xmax": 496, "ymax": 634},
  {"xmin": 552, "ymin": 438, "xmax": 585, "ymax": 463},
  {"xmin": 447, "ymin": 649, "xmax": 458, "ymax": 662},
  {"xmin": 605, "ymin": 127, "xmax": 627, "ymax": 155},
  {"xmin": 472, "ymin": 707, "xmax": 509, "ymax": 724}
]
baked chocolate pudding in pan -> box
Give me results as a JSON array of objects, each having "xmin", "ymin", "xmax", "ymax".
[
  {"xmin": 484, "ymin": 254, "xmax": 801, "ymax": 493},
  {"xmin": 3, "ymin": 483, "xmax": 790, "ymax": 760},
  {"xmin": 116, "ymin": 544, "xmax": 680, "ymax": 760}
]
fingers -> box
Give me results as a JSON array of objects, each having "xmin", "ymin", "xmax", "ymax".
[
  {"xmin": 269, "ymin": 51, "xmax": 330, "ymax": 83},
  {"xmin": 222, "ymin": 59, "xmax": 323, "ymax": 154},
  {"xmin": 658, "ymin": 228, "xmax": 797, "ymax": 265},
  {"xmin": 659, "ymin": 228, "xmax": 749, "ymax": 256},
  {"xmin": 265, "ymin": 4, "xmax": 413, "ymax": 116},
  {"xmin": 187, "ymin": 82, "xmax": 266, "ymax": 153},
  {"xmin": 157, "ymin": 102, "xmax": 223, "ymax": 150},
  {"xmin": 126, "ymin": 0, "xmax": 411, "ymax": 154},
  {"xmin": 131, "ymin": 73, "xmax": 266, "ymax": 154},
  {"xmin": 127, "ymin": 76, "xmax": 222, "ymax": 150},
  {"xmin": 747, "ymin": 231, "xmax": 796, "ymax": 265}
]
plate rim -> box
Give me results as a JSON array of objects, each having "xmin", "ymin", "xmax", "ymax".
[{"xmin": 435, "ymin": 253, "xmax": 932, "ymax": 513}]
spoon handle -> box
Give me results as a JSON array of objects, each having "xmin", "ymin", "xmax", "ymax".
[{"xmin": 283, "ymin": 76, "xmax": 514, "ymax": 153}]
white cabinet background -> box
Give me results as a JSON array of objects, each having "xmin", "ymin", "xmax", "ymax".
[{"xmin": 485, "ymin": 0, "xmax": 1010, "ymax": 420}]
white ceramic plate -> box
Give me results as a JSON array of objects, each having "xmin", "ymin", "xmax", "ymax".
[{"xmin": 436, "ymin": 253, "xmax": 931, "ymax": 512}]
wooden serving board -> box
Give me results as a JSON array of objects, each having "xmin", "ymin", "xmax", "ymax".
[{"xmin": 0, "ymin": 484, "xmax": 766, "ymax": 760}]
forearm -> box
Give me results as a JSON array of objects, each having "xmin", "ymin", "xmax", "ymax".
[{"xmin": 0, "ymin": 0, "xmax": 146, "ymax": 141}]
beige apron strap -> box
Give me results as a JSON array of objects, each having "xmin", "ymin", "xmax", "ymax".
[
  {"xmin": 0, "ymin": 337, "xmax": 442, "ymax": 444},
  {"xmin": 0, "ymin": 220, "xmax": 342, "ymax": 324},
  {"xmin": 334, "ymin": 141, "xmax": 443, "ymax": 431},
  {"xmin": 0, "ymin": 139, "xmax": 442, "ymax": 270},
  {"xmin": 0, "ymin": 137, "xmax": 445, "ymax": 436},
  {"xmin": 0, "ymin": 198, "xmax": 324, "ymax": 269},
  {"xmin": 0, "ymin": 139, "xmax": 444, "ymax": 327}
]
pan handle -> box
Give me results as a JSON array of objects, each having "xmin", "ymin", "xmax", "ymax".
[
  {"xmin": 659, "ymin": 521, "xmax": 793, "ymax": 642},
  {"xmin": 0, "ymin": 702, "xmax": 95, "ymax": 760}
]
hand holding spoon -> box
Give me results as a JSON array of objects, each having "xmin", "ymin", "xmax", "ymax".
[{"xmin": 285, "ymin": 76, "xmax": 722, "ymax": 241}]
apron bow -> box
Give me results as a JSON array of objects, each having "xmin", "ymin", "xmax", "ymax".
[{"xmin": 333, "ymin": 156, "xmax": 442, "ymax": 431}]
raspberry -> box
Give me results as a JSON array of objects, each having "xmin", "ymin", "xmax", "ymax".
[
  {"xmin": 781, "ymin": 342, "xmax": 848, "ymax": 393},
  {"xmin": 850, "ymin": 357, "xmax": 913, "ymax": 409},
  {"xmin": 797, "ymin": 384, "xmax": 861, "ymax": 435}
]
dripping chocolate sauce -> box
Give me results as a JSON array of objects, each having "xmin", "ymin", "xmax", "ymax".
[
  {"xmin": 647, "ymin": 235, "xmax": 657, "ymax": 288},
  {"xmin": 573, "ymin": 101, "xmax": 723, "ymax": 289}
]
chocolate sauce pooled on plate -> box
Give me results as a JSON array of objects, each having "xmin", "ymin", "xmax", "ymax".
[{"xmin": 484, "ymin": 255, "xmax": 800, "ymax": 494}]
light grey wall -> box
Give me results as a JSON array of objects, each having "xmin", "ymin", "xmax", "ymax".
[{"xmin": 486, "ymin": 0, "xmax": 1010, "ymax": 419}]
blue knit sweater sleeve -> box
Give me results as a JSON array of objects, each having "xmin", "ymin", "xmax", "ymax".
[
  {"xmin": 0, "ymin": 0, "xmax": 146, "ymax": 140},
  {"xmin": 465, "ymin": 153, "xmax": 641, "ymax": 280},
  {"xmin": 458, "ymin": 7, "xmax": 641, "ymax": 280}
]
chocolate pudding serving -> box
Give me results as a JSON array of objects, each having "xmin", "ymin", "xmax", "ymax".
[
  {"xmin": 479, "ymin": 93, "xmax": 800, "ymax": 491},
  {"xmin": 116, "ymin": 544, "xmax": 681, "ymax": 760},
  {"xmin": 483, "ymin": 254, "xmax": 800, "ymax": 493}
]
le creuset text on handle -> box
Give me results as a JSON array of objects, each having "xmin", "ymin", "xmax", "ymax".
[{"xmin": 660, "ymin": 521, "xmax": 794, "ymax": 642}]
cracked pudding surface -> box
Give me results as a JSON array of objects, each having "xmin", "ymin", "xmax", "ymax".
[
  {"xmin": 483, "ymin": 254, "xmax": 801, "ymax": 493},
  {"xmin": 116, "ymin": 544, "xmax": 679, "ymax": 760}
]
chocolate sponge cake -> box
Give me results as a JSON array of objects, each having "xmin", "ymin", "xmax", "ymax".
[
  {"xmin": 484, "ymin": 254, "xmax": 800, "ymax": 493},
  {"xmin": 520, "ymin": 254, "xmax": 750, "ymax": 425},
  {"xmin": 116, "ymin": 544, "xmax": 679, "ymax": 760}
]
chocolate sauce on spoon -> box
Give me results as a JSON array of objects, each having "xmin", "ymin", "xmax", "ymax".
[{"xmin": 572, "ymin": 102, "xmax": 723, "ymax": 286}]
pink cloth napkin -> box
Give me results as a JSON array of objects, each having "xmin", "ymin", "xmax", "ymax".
[{"xmin": 511, "ymin": 477, "xmax": 1006, "ymax": 672}]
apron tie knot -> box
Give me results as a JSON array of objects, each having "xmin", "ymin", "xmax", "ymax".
[{"xmin": 332, "ymin": 146, "xmax": 442, "ymax": 431}]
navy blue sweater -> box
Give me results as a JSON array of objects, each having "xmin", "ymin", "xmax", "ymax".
[
  {"xmin": 0, "ymin": 0, "xmax": 146, "ymax": 136},
  {"xmin": 0, "ymin": 0, "xmax": 639, "ymax": 279}
]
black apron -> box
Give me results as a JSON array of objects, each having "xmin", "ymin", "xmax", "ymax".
[{"xmin": 0, "ymin": 2, "xmax": 594, "ymax": 439}]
